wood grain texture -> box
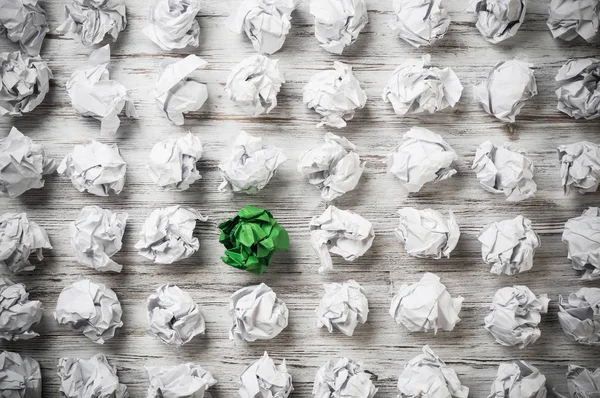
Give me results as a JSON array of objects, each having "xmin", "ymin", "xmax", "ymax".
[{"xmin": 1, "ymin": 0, "xmax": 600, "ymax": 396}]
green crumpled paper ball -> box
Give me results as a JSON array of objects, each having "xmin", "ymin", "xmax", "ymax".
[{"xmin": 218, "ymin": 205, "xmax": 289, "ymax": 274}]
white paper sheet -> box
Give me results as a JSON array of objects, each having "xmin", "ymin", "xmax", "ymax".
[
  {"xmin": 218, "ymin": 131, "xmax": 287, "ymax": 194},
  {"xmin": 484, "ymin": 285, "xmax": 549, "ymax": 348},
  {"xmin": 146, "ymin": 363, "xmax": 216, "ymax": 398},
  {"xmin": 238, "ymin": 352, "xmax": 293, "ymax": 398},
  {"xmin": 58, "ymin": 354, "xmax": 128, "ymax": 398},
  {"xmin": 558, "ymin": 142, "xmax": 600, "ymax": 195},
  {"xmin": 228, "ymin": 283, "xmax": 288, "ymax": 342},
  {"xmin": 555, "ymin": 58, "xmax": 600, "ymax": 120},
  {"xmin": 70, "ymin": 205, "xmax": 127, "ymax": 272},
  {"xmin": 57, "ymin": 0, "xmax": 127, "ymax": 46},
  {"xmin": 397, "ymin": 345, "xmax": 469, "ymax": 398},
  {"xmin": 152, "ymin": 55, "xmax": 208, "ymax": 125},
  {"xmin": 387, "ymin": 127, "xmax": 457, "ymax": 193},
  {"xmin": 0, "ymin": 351, "xmax": 41, "ymax": 398},
  {"xmin": 392, "ymin": 0, "xmax": 450, "ymax": 47},
  {"xmin": 0, "ymin": 127, "xmax": 56, "ymax": 197},
  {"xmin": 143, "ymin": 0, "xmax": 200, "ymax": 50},
  {"xmin": 135, "ymin": 205, "xmax": 207, "ymax": 264},
  {"xmin": 310, "ymin": 0, "xmax": 368, "ymax": 54},
  {"xmin": 478, "ymin": 215, "xmax": 540, "ymax": 275},
  {"xmin": 303, "ymin": 61, "xmax": 367, "ymax": 128},
  {"xmin": 473, "ymin": 59, "xmax": 537, "ymax": 122},
  {"xmin": 313, "ymin": 357, "xmax": 377, "ymax": 398},
  {"xmin": 555, "ymin": 365, "xmax": 600, "ymax": 398},
  {"xmin": 0, "ymin": 277, "xmax": 42, "ymax": 341},
  {"xmin": 57, "ymin": 140, "xmax": 127, "ymax": 196},
  {"xmin": 148, "ymin": 132, "xmax": 203, "ymax": 191},
  {"xmin": 0, "ymin": 0, "xmax": 48, "ymax": 56},
  {"xmin": 469, "ymin": 0, "xmax": 527, "ymax": 43},
  {"xmin": 547, "ymin": 0, "xmax": 600, "ymax": 42},
  {"xmin": 558, "ymin": 287, "xmax": 600, "ymax": 346},
  {"xmin": 65, "ymin": 45, "xmax": 137, "ymax": 135},
  {"xmin": 0, "ymin": 212, "xmax": 51, "ymax": 274},
  {"xmin": 489, "ymin": 361, "xmax": 547, "ymax": 398},
  {"xmin": 472, "ymin": 141, "xmax": 537, "ymax": 202},
  {"xmin": 317, "ymin": 280, "xmax": 368, "ymax": 336},
  {"xmin": 298, "ymin": 133, "xmax": 364, "ymax": 201},
  {"xmin": 54, "ymin": 279, "xmax": 123, "ymax": 344},
  {"xmin": 390, "ymin": 272, "xmax": 462, "ymax": 333},
  {"xmin": 309, "ymin": 205, "xmax": 375, "ymax": 273},
  {"xmin": 562, "ymin": 207, "xmax": 600, "ymax": 280}
]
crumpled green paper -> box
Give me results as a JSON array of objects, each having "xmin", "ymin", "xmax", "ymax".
[{"xmin": 218, "ymin": 206, "xmax": 289, "ymax": 274}]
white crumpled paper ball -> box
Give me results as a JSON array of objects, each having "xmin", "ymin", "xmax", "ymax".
[
  {"xmin": 484, "ymin": 285, "xmax": 549, "ymax": 348},
  {"xmin": 0, "ymin": 127, "xmax": 56, "ymax": 198},
  {"xmin": 478, "ymin": 215, "xmax": 541, "ymax": 275},
  {"xmin": 147, "ymin": 284, "xmax": 206, "ymax": 346},
  {"xmin": 54, "ymin": 279, "xmax": 123, "ymax": 344},
  {"xmin": 228, "ymin": 283, "xmax": 289, "ymax": 342},
  {"xmin": 147, "ymin": 132, "xmax": 203, "ymax": 191},
  {"xmin": 0, "ymin": 351, "xmax": 42, "ymax": 398},
  {"xmin": 472, "ymin": 141, "xmax": 537, "ymax": 202},
  {"xmin": 238, "ymin": 351, "xmax": 293, "ymax": 398},
  {"xmin": 143, "ymin": 0, "xmax": 201, "ymax": 50},
  {"xmin": 387, "ymin": 127, "xmax": 458, "ymax": 193},
  {"xmin": 562, "ymin": 207, "xmax": 600, "ymax": 280},
  {"xmin": 70, "ymin": 206, "xmax": 128, "ymax": 273},
  {"xmin": 0, "ymin": 0, "xmax": 48, "ymax": 56},
  {"xmin": 58, "ymin": 354, "xmax": 128, "ymax": 398},
  {"xmin": 303, "ymin": 61, "xmax": 367, "ymax": 128},
  {"xmin": 558, "ymin": 141, "xmax": 600, "ymax": 195},
  {"xmin": 392, "ymin": 0, "xmax": 451, "ymax": 47},
  {"xmin": 396, "ymin": 207, "xmax": 460, "ymax": 259},
  {"xmin": 146, "ymin": 363, "xmax": 217, "ymax": 398},
  {"xmin": 135, "ymin": 205, "xmax": 207, "ymax": 264},
  {"xmin": 313, "ymin": 357, "xmax": 377, "ymax": 398},
  {"xmin": 558, "ymin": 287, "xmax": 600, "ymax": 346},
  {"xmin": 0, "ymin": 212, "xmax": 51, "ymax": 274},
  {"xmin": 310, "ymin": 0, "xmax": 368, "ymax": 54},
  {"xmin": 390, "ymin": 272, "xmax": 463, "ymax": 333},
  {"xmin": 556, "ymin": 365, "xmax": 600, "ymax": 398},
  {"xmin": 547, "ymin": 0, "xmax": 600, "ymax": 43},
  {"xmin": 298, "ymin": 133, "xmax": 365, "ymax": 201},
  {"xmin": 57, "ymin": 0, "xmax": 127, "ymax": 46},
  {"xmin": 317, "ymin": 280, "xmax": 369, "ymax": 336},
  {"xmin": 555, "ymin": 58, "xmax": 600, "ymax": 120},
  {"xmin": 0, "ymin": 277, "xmax": 43, "ymax": 341},
  {"xmin": 470, "ymin": 0, "xmax": 527, "ymax": 43},
  {"xmin": 489, "ymin": 361, "xmax": 547, "ymax": 398}
]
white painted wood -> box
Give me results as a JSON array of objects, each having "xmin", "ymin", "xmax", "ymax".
[{"xmin": 1, "ymin": 0, "xmax": 599, "ymax": 396}]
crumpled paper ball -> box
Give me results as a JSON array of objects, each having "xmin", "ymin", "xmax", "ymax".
[
  {"xmin": 225, "ymin": 54, "xmax": 285, "ymax": 117},
  {"xmin": 298, "ymin": 133, "xmax": 365, "ymax": 201},
  {"xmin": 469, "ymin": 0, "xmax": 527, "ymax": 43},
  {"xmin": 70, "ymin": 205, "xmax": 128, "ymax": 272},
  {"xmin": 238, "ymin": 351, "xmax": 293, "ymax": 398},
  {"xmin": 152, "ymin": 55, "xmax": 208, "ymax": 125},
  {"xmin": 143, "ymin": 0, "xmax": 200, "ymax": 50},
  {"xmin": 58, "ymin": 354, "xmax": 128, "ymax": 398},
  {"xmin": 317, "ymin": 280, "xmax": 369, "ymax": 336},
  {"xmin": 313, "ymin": 357, "xmax": 377, "ymax": 398},
  {"xmin": 547, "ymin": 0, "xmax": 600, "ymax": 43},
  {"xmin": 472, "ymin": 141, "xmax": 537, "ymax": 202},
  {"xmin": 146, "ymin": 363, "xmax": 217, "ymax": 398},
  {"xmin": 489, "ymin": 361, "xmax": 547, "ymax": 398},
  {"xmin": 228, "ymin": 283, "xmax": 289, "ymax": 342},
  {"xmin": 474, "ymin": 59, "xmax": 537, "ymax": 123},
  {"xmin": 0, "ymin": 277, "xmax": 43, "ymax": 341},
  {"xmin": 147, "ymin": 284, "xmax": 205, "ymax": 346},
  {"xmin": 392, "ymin": 0, "xmax": 451, "ymax": 47},
  {"xmin": 390, "ymin": 272, "xmax": 463, "ymax": 333},
  {"xmin": 309, "ymin": 205, "xmax": 375, "ymax": 273},
  {"xmin": 54, "ymin": 279, "xmax": 123, "ymax": 344},
  {"xmin": 218, "ymin": 205, "xmax": 289, "ymax": 275},
  {"xmin": 310, "ymin": 0, "xmax": 368, "ymax": 54},
  {"xmin": 558, "ymin": 141, "xmax": 600, "ymax": 195},
  {"xmin": 387, "ymin": 127, "xmax": 458, "ymax": 193},
  {"xmin": 57, "ymin": 140, "xmax": 127, "ymax": 196},
  {"xmin": 0, "ymin": 126, "xmax": 56, "ymax": 198},
  {"xmin": 147, "ymin": 132, "xmax": 203, "ymax": 191},
  {"xmin": 383, "ymin": 55, "xmax": 463, "ymax": 116},
  {"xmin": 484, "ymin": 285, "xmax": 549, "ymax": 348},
  {"xmin": 0, "ymin": 351, "xmax": 42, "ymax": 398},
  {"xmin": 65, "ymin": 45, "xmax": 137, "ymax": 135},
  {"xmin": 396, "ymin": 207, "xmax": 460, "ymax": 259},
  {"xmin": 562, "ymin": 207, "xmax": 600, "ymax": 280},
  {"xmin": 397, "ymin": 345, "xmax": 469, "ymax": 398},
  {"xmin": 478, "ymin": 215, "xmax": 541, "ymax": 275},
  {"xmin": 135, "ymin": 205, "xmax": 207, "ymax": 264},
  {"xmin": 0, "ymin": 51, "xmax": 52, "ymax": 117},
  {"xmin": 556, "ymin": 365, "xmax": 600, "ymax": 398},
  {"xmin": 555, "ymin": 58, "xmax": 600, "ymax": 120},
  {"xmin": 218, "ymin": 131, "xmax": 287, "ymax": 194},
  {"xmin": 558, "ymin": 287, "xmax": 600, "ymax": 346},
  {"xmin": 229, "ymin": 0, "xmax": 298, "ymax": 54},
  {"xmin": 0, "ymin": 212, "xmax": 51, "ymax": 274},
  {"xmin": 303, "ymin": 61, "xmax": 367, "ymax": 128},
  {"xmin": 0, "ymin": 0, "xmax": 48, "ymax": 56},
  {"xmin": 57, "ymin": 0, "xmax": 127, "ymax": 46}
]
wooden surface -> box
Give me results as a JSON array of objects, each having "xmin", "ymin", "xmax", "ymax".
[{"xmin": 1, "ymin": 0, "xmax": 600, "ymax": 396}]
